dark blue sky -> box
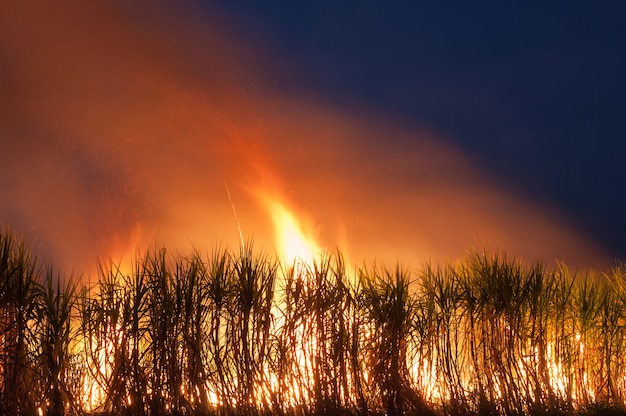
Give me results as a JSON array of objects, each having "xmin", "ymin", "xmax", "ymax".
[{"xmin": 211, "ymin": 1, "xmax": 626, "ymax": 259}]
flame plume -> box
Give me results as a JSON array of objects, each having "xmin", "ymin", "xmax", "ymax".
[{"xmin": 262, "ymin": 196, "xmax": 321, "ymax": 268}]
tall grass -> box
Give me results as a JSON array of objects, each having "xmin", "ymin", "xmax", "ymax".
[
  {"xmin": 0, "ymin": 228, "xmax": 43, "ymax": 415},
  {"xmin": 0, "ymin": 227, "xmax": 626, "ymax": 415}
]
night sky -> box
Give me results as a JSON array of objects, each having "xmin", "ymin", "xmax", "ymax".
[
  {"xmin": 1, "ymin": 1, "xmax": 624, "ymax": 271},
  {"xmin": 210, "ymin": 1, "xmax": 626, "ymax": 259}
]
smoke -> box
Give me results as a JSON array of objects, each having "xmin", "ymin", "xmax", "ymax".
[{"xmin": 0, "ymin": 1, "xmax": 608, "ymax": 274}]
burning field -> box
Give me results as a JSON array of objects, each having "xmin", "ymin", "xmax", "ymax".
[
  {"xmin": 1, "ymin": 229, "xmax": 626, "ymax": 416},
  {"xmin": 0, "ymin": 1, "xmax": 623, "ymax": 415}
]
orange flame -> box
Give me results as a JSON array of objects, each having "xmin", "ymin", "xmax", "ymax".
[{"xmin": 260, "ymin": 193, "xmax": 321, "ymax": 268}]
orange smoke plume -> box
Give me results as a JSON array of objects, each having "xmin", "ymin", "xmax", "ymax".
[{"xmin": 0, "ymin": 0, "xmax": 609, "ymax": 274}]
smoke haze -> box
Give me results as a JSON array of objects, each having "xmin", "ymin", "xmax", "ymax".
[{"xmin": 0, "ymin": 1, "xmax": 608, "ymax": 274}]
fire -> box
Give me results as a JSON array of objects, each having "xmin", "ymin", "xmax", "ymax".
[
  {"xmin": 262, "ymin": 196, "xmax": 321, "ymax": 269},
  {"xmin": 257, "ymin": 192, "xmax": 327, "ymax": 405}
]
